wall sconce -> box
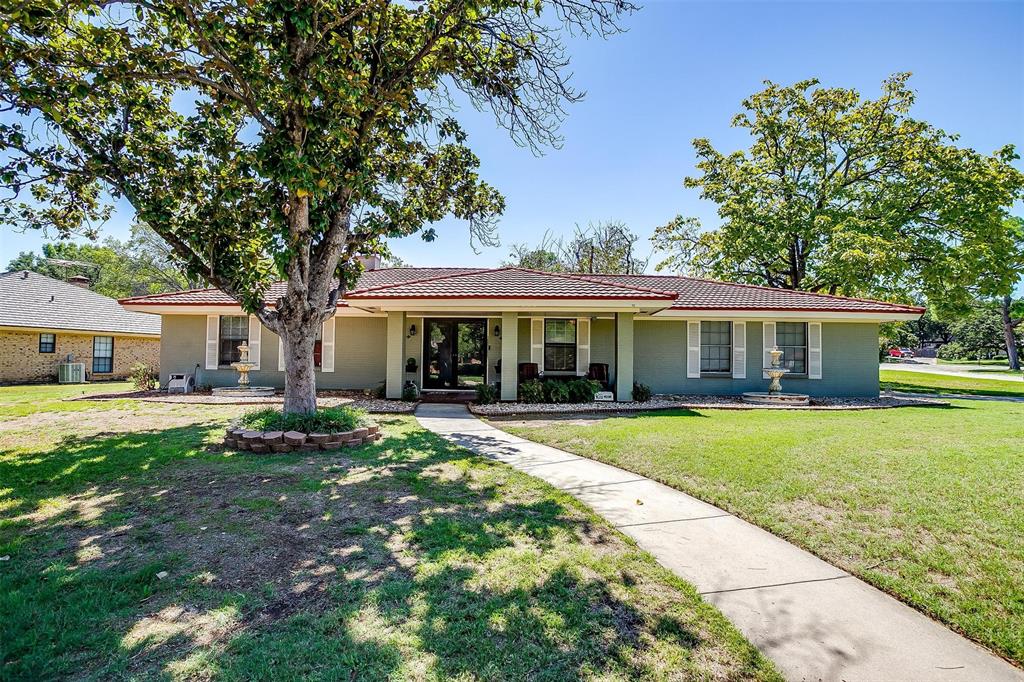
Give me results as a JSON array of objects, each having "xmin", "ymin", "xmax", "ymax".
[
  {"xmin": 493, "ymin": 324, "xmax": 501, "ymax": 338},
  {"xmin": 408, "ymin": 324, "xmax": 417, "ymax": 337}
]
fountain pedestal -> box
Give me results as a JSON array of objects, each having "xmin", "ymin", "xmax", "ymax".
[
  {"xmin": 211, "ymin": 343, "xmax": 276, "ymax": 398},
  {"xmin": 742, "ymin": 346, "xmax": 809, "ymax": 406}
]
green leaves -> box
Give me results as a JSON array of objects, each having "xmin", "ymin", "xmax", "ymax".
[{"xmin": 654, "ymin": 74, "xmax": 1024, "ymax": 305}]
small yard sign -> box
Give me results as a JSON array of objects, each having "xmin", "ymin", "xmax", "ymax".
[{"xmin": 594, "ymin": 391, "xmax": 614, "ymax": 402}]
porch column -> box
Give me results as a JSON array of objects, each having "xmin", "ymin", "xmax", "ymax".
[
  {"xmin": 385, "ymin": 311, "xmax": 406, "ymax": 399},
  {"xmin": 615, "ymin": 312, "xmax": 634, "ymax": 401},
  {"xmin": 500, "ymin": 311, "xmax": 518, "ymax": 401}
]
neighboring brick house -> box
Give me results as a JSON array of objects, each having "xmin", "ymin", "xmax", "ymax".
[{"xmin": 0, "ymin": 271, "xmax": 161, "ymax": 384}]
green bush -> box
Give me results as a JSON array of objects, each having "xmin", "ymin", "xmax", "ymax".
[
  {"xmin": 475, "ymin": 384, "xmax": 498, "ymax": 405},
  {"xmin": 129, "ymin": 362, "xmax": 158, "ymax": 391},
  {"xmin": 566, "ymin": 378, "xmax": 601, "ymax": 403},
  {"xmin": 936, "ymin": 342, "xmax": 968, "ymax": 361},
  {"xmin": 519, "ymin": 379, "xmax": 545, "ymax": 403},
  {"xmin": 632, "ymin": 382, "xmax": 652, "ymax": 403},
  {"xmin": 544, "ymin": 380, "xmax": 571, "ymax": 403},
  {"xmin": 240, "ymin": 406, "xmax": 366, "ymax": 433},
  {"xmin": 401, "ymin": 382, "xmax": 420, "ymax": 401}
]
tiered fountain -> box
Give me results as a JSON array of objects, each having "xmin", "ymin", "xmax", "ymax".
[
  {"xmin": 741, "ymin": 346, "xmax": 809, "ymax": 406},
  {"xmin": 211, "ymin": 343, "xmax": 275, "ymax": 397}
]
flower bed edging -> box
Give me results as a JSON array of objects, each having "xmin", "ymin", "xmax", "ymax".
[{"xmin": 224, "ymin": 424, "xmax": 381, "ymax": 453}]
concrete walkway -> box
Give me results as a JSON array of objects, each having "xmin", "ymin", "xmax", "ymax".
[{"xmin": 415, "ymin": 403, "xmax": 1023, "ymax": 682}]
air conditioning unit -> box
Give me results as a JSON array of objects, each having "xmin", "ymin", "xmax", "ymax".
[
  {"xmin": 167, "ymin": 373, "xmax": 195, "ymax": 394},
  {"xmin": 58, "ymin": 362, "xmax": 86, "ymax": 384}
]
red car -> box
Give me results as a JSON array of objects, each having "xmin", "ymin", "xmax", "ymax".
[{"xmin": 888, "ymin": 347, "xmax": 915, "ymax": 359}]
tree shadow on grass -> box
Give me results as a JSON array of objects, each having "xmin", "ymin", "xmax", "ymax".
[{"xmin": 1, "ymin": 417, "xmax": 749, "ymax": 680}]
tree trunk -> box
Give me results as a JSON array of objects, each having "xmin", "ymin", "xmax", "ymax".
[
  {"xmin": 1001, "ymin": 295, "xmax": 1020, "ymax": 371},
  {"xmin": 280, "ymin": 319, "xmax": 320, "ymax": 414}
]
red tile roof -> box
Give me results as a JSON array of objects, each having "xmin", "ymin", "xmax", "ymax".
[
  {"xmin": 345, "ymin": 267, "xmax": 678, "ymax": 300},
  {"xmin": 120, "ymin": 266, "xmax": 924, "ymax": 315}
]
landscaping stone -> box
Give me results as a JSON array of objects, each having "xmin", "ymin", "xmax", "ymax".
[
  {"xmin": 308, "ymin": 433, "xmax": 330, "ymax": 445},
  {"xmin": 250, "ymin": 443, "xmax": 269, "ymax": 454},
  {"xmin": 366, "ymin": 425, "xmax": 379, "ymax": 436},
  {"xmin": 352, "ymin": 427, "xmax": 369, "ymax": 440},
  {"xmin": 344, "ymin": 438, "xmax": 362, "ymax": 448},
  {"xmin": 321, "ymin": 440, "xmax": 344, "ymax": 451},
  {"xmin": 271, "ymin": 443, "xmax": 293, "ymax": 453},
  {"xmin": 237, "ymin": 439, "xmax": 251, "ymax": 451},
  {"xmin": 283, "ymin": 431, "xmax": 306, "ymax": 446},
  {"xmin": 223, "ymin": 437, "xmax": 237, "ymax": 449},
  {"xmin": 300, "ymin": 443, "xmax": 320, "ymax": 452},
  {"xmin": 261, "ymin": 431, "xmax": 284, "ymax": 445}
]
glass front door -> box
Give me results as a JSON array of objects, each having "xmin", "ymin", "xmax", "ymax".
[{"xmin": 423, "ymin": 319, "xmax": 487, "ymax": 389}]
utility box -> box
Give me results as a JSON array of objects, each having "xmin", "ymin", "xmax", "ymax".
[
  {"xmin": 58, "ymin": 363, "xmax": 86, "ymax": 384},
  {"xmin": 167, "ymin": 373, "xmax": 195, "ymax": 394}
]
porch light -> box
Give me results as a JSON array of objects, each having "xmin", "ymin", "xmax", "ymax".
[
  {"xmin": 494, "ymin": 324, "xmax": 501, "ymax": 338},
  {"xmin": 408, "ymin": 323, "xmax": 417, "ymax": 337}
]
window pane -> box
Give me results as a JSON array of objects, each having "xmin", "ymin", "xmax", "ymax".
[
  {"xmin": 219, "ymin": 316, "xmax": 249, "ymax": 365},
  {"xmin": 776, "ymin": 322, "xmax": 807, "ymax": 374},
  {"xmin": 92, "ymin": 336, "xmax": 113, "ymax": 373},
  {"xmin": 544, "ymin": 345, "xmax": 576, "ymax": 372},
  {"xmin": 39, "ymin": 333, "xmax": 55, "ymax": 353},
  {"xmin": 544, "ymin": 319, "xmax": 576, "ymax": 344},
  {"xmin": 699, "ymin": 321, "xmax": 731, "ymax": 373}
]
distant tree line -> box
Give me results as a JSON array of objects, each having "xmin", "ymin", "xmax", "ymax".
[{"xmin": 504, "ymin": 220, "xmax": 649, "ymax": 275}]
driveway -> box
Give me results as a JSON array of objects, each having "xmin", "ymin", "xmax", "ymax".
[
  {"xmin": 416, "ymin": 403, "xmax": 1024, "ymax": 682},
  {"xmin": 882, "ymin": 358, "xmax": 1023, "ymax": 383}
]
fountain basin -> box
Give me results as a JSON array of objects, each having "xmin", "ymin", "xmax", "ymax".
[
  {"xmin": 211, "ymin": 386, "xmax": 276, "ymax": 398},
  {"xmin": 742, "ymin": 391, "xmax": 809, "ymax": 406}
]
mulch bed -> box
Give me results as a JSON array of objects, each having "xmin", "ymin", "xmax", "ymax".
[
  {"xmin": 471, "ymin": 393, "xmax": 947, "ymax": 417},
  {"xmin": 68, "ymin": 389, "xmax": 418, "ymax": 413}
]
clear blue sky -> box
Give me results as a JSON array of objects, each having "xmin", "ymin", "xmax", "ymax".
[{"xmin": 2, "ymin": 0, "xmax": 1022, "ymax": 286}]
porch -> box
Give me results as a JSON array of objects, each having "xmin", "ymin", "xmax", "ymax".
[{"xmin": 384, "ymin": 311, "xmax": 637, "ymax": 401}]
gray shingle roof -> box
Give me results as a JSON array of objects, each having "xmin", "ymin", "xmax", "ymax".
[{"xmin": 0, "ymin": 271, "xmax": 161, "ymax": 336}]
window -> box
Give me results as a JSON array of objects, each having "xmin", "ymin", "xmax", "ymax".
[
  {"xmin": 92, "ymin": 336, "xmax": 113, "ymax": 373},
  {"xmin": 700, "ymin": 321, "xmax": 731, "ymax": 373},
  {"xmin": 39, "ymin": 333, "xmax": 56, "ymax": 353},
  {"xmin": 219, "ymin": 315, "xmax": 249, "ymax": 365},
  {"xmin": 776, "ymin": 322, "xmax": 807, "ymax": 374},
  {"xmin": 544, "ymin": 319, "xmax": 576, "ymax": 372}
]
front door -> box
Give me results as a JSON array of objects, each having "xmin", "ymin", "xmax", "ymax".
[{"xmin": 423, "ymin": 319, "xmax": 487, "ymax": 389}]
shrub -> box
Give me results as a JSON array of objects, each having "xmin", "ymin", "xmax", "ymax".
[
  {"xmin": 475, "ymin": 383, "xmax": 498, "ymax": 405},
  {"xmin": 936, "ymin": 342, "xmax": 968, "ymax": 361},
  {"xmin": 240, "ymin": 405, "xmax": 366, "ymax": 434},
  {"xmin": 372, "ymin": 382, "xmax": 387, "ymax": 398},
  {"xmin": 632, "ymin": 382, "xmax": 652, "ymax": 403},
  {"xmin": 566, "ymin": 378, "xmax": 601, "ymax": 403},
  {"xmin": 129, "ymin": 362, "xmax": 158, "ymax": 391},
  {"xmin": 401, "ymin": 382, "xmax": 420, "ymax": 401},
  {"xmin": 519, "ymin": 379, "xmax": 545, "ymax": 403},
  {"xmin": 544, "ymin": 380, "xmax": 571, "ymax": 403}
]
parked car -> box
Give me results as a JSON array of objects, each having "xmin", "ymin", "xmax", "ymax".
[{"xmin": 888, "ymin": 347, "xmax": 915, "ymax": 359}]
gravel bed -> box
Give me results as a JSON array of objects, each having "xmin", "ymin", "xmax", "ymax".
[
  {"xmin": 69, "ymin": 389, "xmax": 418, "ymax": 414},
  {"xmin": 470, "ymin": 393, "xmax": 945, "ymax": 417}
]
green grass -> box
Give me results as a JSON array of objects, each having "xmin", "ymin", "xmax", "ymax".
[
  {"xmin": 880, "ymin": 369, "xmax": 1024, "ymax": 396},
  {"xmin": 937, "ymin": 358, "xmax": 1011, "ymax": 366},
  {"xmin": 239, "ymin": 405, "xmax": 366, "ymax": 433},
  {"xmin": 501, "ymin": 400, "xmax": 1024, "ymax": 665},
  {"xmin": 0, "ymin": 381, "xmax": 136, "ymax": 417},
  {"xmin": 0, "ymin": 384, "xmax": 777, "ymax": 680}
]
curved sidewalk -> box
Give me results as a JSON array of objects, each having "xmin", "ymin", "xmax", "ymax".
[{"xmin": 415, "ymin": 403, "xmax": 1023, "ymax": 682}]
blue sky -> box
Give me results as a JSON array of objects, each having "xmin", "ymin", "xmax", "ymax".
[{"xmin": 2, "ymin": 0, "xmax": 1022, "ymax": 286}]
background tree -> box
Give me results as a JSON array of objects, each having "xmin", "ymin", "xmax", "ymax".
[
  {"xmin": 504, "ymin": 221, "xmax": 648, "ymax": 273},
  {"xmin": 651, "ymin": 74, "xmax": 1024, "ymax": 304},
  {"xmin": 937, "ymin": 304, "xmax": 1019, "ymax": 362},
  {"xmin": 7, "ymin": 224, "xmax": 204, "ymax": 297},
  {"xmin": 1, "ymin": 0, "xmax": 633, "ymax": 413}
]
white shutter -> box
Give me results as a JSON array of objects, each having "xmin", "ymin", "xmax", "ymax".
[
  {"xmin": 205, "ymin": 315, "xmax": 219, "ymax": 370},
  {"xmin": 576, "ymin": 318, "xmax": 590, "ymax": 377},
  {"xmin": 808, "ymin": 321, "xmax": 822, "ymax": 379},
  {"xmin": 732, "ymin": 321, "xmax": 746, "ymax": 379},
  {"xmin": 277, "ymin": 333, "xmax": 285, "ymax": 371},
  {"xmin": 321, "ymin": 316, "xmax": 336, "ymax": 373},
  {"xmin": 686, "ymin": 321, "xmax": 701, "ymax": 378},
  {"xmin": 247, "ymin": 315, "xmax": 262, "ymax": 370},
  {"xmin": 531, "ymin": 318, "xmax": 544, "ymax": 372},
  {"xmin": 762, "ymin": 321, "xmax": 776, "ymax": 379}
]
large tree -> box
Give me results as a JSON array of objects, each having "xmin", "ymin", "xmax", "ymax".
[
  {"xmin": 504, "ymin": 220, "xmax": 649, "ymax": 273},
  {"xmin": 0, "ymin": 0, "xmax": 633, "ymax": 413},
  {"xmin": 651, "ymin": 74, "xmax": 1024, "ymax": 303}
]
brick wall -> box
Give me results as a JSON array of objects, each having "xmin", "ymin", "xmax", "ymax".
[{"xmin": 0, "ymin": 329, "xmax": 160, "ymax": 384}]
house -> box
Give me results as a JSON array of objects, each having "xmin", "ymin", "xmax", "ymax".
[
  {"xmin": 120, "ymin": 264, "xmax": 923, "ymax": 399},
  {"xmin": 0, "ymin": 270, "xmax": 161, "ymax": 384}
]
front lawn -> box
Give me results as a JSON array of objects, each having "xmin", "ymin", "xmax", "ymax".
[
  {"xmin": 0, "ymin": 385, "xmax": 776, "ymax": 680},
  {"xmin": 500, "ymin": 400, "xmax": 1024, "ymax": 665},
  {"xmin": 880, "ymin": 368, "xmax": 1024, "ymax": 396}
]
